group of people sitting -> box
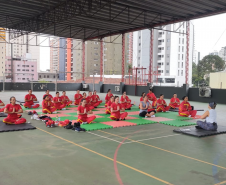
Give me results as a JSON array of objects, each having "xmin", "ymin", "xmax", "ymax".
[{"xmin": 0, "ymin": 88, "xmax": 217, "ymax": 131}]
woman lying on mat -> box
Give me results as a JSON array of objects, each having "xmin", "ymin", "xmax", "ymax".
[
  {"xmin": 74, "ymin": 90, "xmax": 83, "ymax": 105},
  {"xmin": 169, "ymin": 93, "xmax": 180, "ymax": 109},
  {"xmin": 157, "ymin": 94, "xmax": 170, "ymax": 112},
  {"xmin": 139, "ymin": 95, "xmax": 156, "ymax": 118},
  {"xmin": 61, "ymin": 91, "xmax": 72, "ymax": 106},
  {"xmin": 120, "ymin": 91, "xmax": 132, "ymax": 110},
  {"xmin": 77, "ymin": 99, "xmax": 96, "ymax": 125},
  {"xmin": 110, "ymin": 96, "xmax": 128, "ymax": 121},
  {"xmin": 196, "ymin": 102, "xmax": 217, "ymax": 131},
  {"xmin": 178, "ymin": 96, "xmax": 197, "ymax": 117},
  {"xmin": 42, "ymin": 95, "xmax": 57, "ymax": 114},
  {"xmin": 0, "ymin": 99, "xmax": 5, "ymax": 112},
  {"xmin": 105, "ymin": 89, "xmax": 113, "ymax": 107},
  {"xmin": 24, "ymin": 89, "xmax": 40, "ymax": 109},
  {"xmin": 53, "ymin": 92, "xmax": 67, "ymax": 110},
  {"xmin": 3, "ymin": 96, "xmax": 26, "ymax": 124},
  {"xmin": 92, "ymin": 90, "xmax": 102, "ymax": 107},
  {"xmin": 106, "ymin": 96, "xmax": 114, "ymax": 114}
]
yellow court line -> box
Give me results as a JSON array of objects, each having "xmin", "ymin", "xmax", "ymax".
[
  {"xmin": 215, "ymin": 181, "xmax": 226, "ymax": 185},
  {"xmin": 36, "ymin": 127, "xmax": 172, "ymax": 185},
  {"xmin": 98, "ymin": 130, "xmax": 226, "ymax": 170}
]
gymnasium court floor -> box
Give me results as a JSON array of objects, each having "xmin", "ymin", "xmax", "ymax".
[{"xmin": 0, "ymin": 91, "xmax": 226, "ymax": 185}]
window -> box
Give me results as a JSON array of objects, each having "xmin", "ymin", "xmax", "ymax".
[
  {"xmin": 26, "ymin": 69, "xmax": 29, "ymax": 71},
  {"xmin": 39, "ymin": 75, "xmax": 41, "ymax": 78},
  {"xmin": 182, "ymin": 54, "xmax": 184, "ymax": 60},
  {"xmin": 17, "ymin": 65, "xmax": 20, "ymax": 67},
  {"xmin": 178, "ymin": 70, "xmax": 180, "ymax": 76},
  {"xmin": 44, "ymin": 75, "xmax": 46, "ymax": 78},
  {"xmin": 22, "ymin": 65, "xmax": 25, "ymax": 67},
  {"xmin": 178, "ymin": 62, "xmax": 180, "ymax": 68},
  {"xmin": 26, "ymin": 65, "xmax": 29, "ymax": 67},
  {"xmin": 179, "ymin": 38, "xmax": 180, "ymax": 44},
  {"xmin": 181, "ymin": 70, "xmax": 183, "ymax": 76},
  {"xmin": 167, "ymin": 62, "xmax": 169, "ymax": 65},
  {"xmin": 178, "ymin": 46, "xmax": 180, "ymax": 52},
  {"xmin": 22, "ymin": 69, "xmax": 25, "ymax": 71},
  {"xmin": 31, "ymin": 65, "xmax": 34, "ymax": 67},
  {"xmin": 17, "ymin": 69, "xmax": 20, "ymax": 71},
  {"xmin": 139, "ymin": 50, "xmax": 141, "ymax": 53},
  {"xmin": 167, "ymin": 47, "xmax": 170, "ymax": 50},
  {"xmin": 166, "ymin": 70, "xmax": 169, "ymax": 73},
  {"xmin": 178, "ymin": 54, "xmax": 180, "ymax": 60},
  {"xmin": 31, "ymin": 70, "xmax": 34, "ymax": 72},
  {"xmin": 167, "ymin": 39, "xmax": 170, "ymax": 42},
  {"xmin": 182, "ymin": 62, "xmax": 183, "ymax": 68},
  {"xmin": 182, "ymin": 38, "xmax": 184, "ymax": 44},
  {"xmin": 182, "ymin": 46, "xmax": 184, "ymax": 52},
  {"xmin": 22, "ymin": 78, "xmax": 25, "ymax": 80},
  {"xmin": 139, "ymin": 43, "xmax": 141, "ymax": 46},
  {"xmin": 139, "ymin": 36, "xmax": 141, "ymax": 39},
  {"xmin": 47, "ymin": 75, "xmax": 49, "ymax": 78}
]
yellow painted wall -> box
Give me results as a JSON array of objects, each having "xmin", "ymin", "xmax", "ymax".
[{"xmin": 210, "ymin": 72, "xmax": 226, "ymax": 89}]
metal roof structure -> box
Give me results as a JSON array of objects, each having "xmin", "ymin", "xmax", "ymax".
[{"xmin": 1, "ymin": 0, "xmax": 226, "ymax": 40}]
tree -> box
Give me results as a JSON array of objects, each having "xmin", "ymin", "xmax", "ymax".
[{"xmin": 192, "ymin": 55, "xmax": 225, "ymax": 87}]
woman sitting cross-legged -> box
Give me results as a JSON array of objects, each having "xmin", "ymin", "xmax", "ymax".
[
  {"xmin": 3, "ymin": 96, "xmax": 26, "ymax": 124},
  {"xmin": 110, "ymin": 96, "xmax": 128, "ymax": 121},
  {"xmin": 178, "ymin": 96, "xmax": 197, "ymax": 117},
  {"xmin": 196, "ymin": 102, "xmax": 217, "ymax": 131},
  {"xmin": 106, "ymin": 96, "xmax": 114, "ymax": 114},
  {"xmin": 139, "ymin": 95, "xmax": 156, "ymax": 118},
  {"xmin": 42, "ymin": 95, "xmax": 57, "ymax": 114}
]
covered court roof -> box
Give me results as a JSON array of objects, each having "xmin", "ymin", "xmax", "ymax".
[{"xmin": 1, "ymin": 0, "xmax": 226, "ymax": 40}]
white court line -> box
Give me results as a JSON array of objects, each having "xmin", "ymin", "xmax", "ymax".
[
  {"xmin": 123, "ymin": 134, "xmax": 181, "ymax": 144},
  {"xmin": 87, "ymin": 131, "xmax": 123, "ymax": 144}
]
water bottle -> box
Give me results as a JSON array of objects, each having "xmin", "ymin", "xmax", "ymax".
[{"xmin": 55, "ymin": 115, "xmax": 59, "ymax": 125}]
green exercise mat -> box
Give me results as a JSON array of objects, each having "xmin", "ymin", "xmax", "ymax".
[
  {"xmin": 156, "ymin": 112, "xmax": 192, "ymax": 121},
  {"xmin": 65, "ymin": 112, "xmax": 78, "ymax": 116},
  {"xmin": 95, "ymin": 117, "xmax": 113, "ymax": 123},
  {"xmin": 159, "ymin": 120, "xmax": 196, "ymax": 127},
  {"xmin": 81, "ymin": 123, "xmax": 113, "ymax": 131}
]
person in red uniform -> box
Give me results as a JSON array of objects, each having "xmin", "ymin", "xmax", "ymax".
[
  {"xmin": 24, "ymin": 89, "xmax": 40, "ymax": 108},
  {"xmin": 53, "ymin": 92, "xmax": 67, "ymax": 110},
  {"xmin": 76, "ymin": 99, "xmax": 96, "ymax": 124},
  {"xmin": 92, "ymin": 90, "xmax": 102, "ymax": 107},
  {"xmin": 43, "ymin": 89, "xmax": 54, "ymax": 106},
  {"xmin": 106, "ymin": 96, "xmax": 114, "ymax": 114},
  {"xmin": 156, "ymin": 94, "xmax": 170, "ymax": 112},
  {"xmin": 179, "ymin": 96, "xmax": 197, "ymax": 117},
  {"xmin": 86, "ymin": 92, "xmax": 95, "ymax": 110},
  {"xmin": 105, "ymin": 89, "xmax": 113, "ymax": 107},
  {"xmin": 110, "ymin": 96, "xmax": 128, "ymax": 121},
  {"xmin": 147, "ymin": 89, "xmax": 157, "ymax": 107},
  {"xmin": 0, "ymin": 99, "xmax": 5, "ymax": 112},
  {"xmin": 61, "ymin": 91, "xmax": 72, "ymax": 106},
  {"xmin": 120, "ymin": 91, "xmax": 132, "ymax": 110},
  {"xmin": 74, "ymin": 90, "xmax": 82, "ymax": 105},
  {"xmin": 42, "ymin": 95, "xmax": 57, "ymax": 114},
  {"xmin": 3, "ymin": 96, "xmax": 26, "ymax": 124},
  {"xmin": 169, "ymin": 93, "xmax": 180, "ymax": 109}
]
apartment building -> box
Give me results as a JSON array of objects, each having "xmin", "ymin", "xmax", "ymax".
[
  {"xmin": 50, "ymin": 38, "xmax": 60, "ymax": 73},
  {"xmin": 133, "ymin": 22, "xmax": 194, "ymax": 86}
]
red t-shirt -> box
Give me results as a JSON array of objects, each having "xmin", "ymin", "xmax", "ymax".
[
  {"xmin": 42, "ymin": 100, "xmax": 51, "ymax": 109},
  {"xmin": 86, "ymin": 96, "xmax": 93, "ymax": 104},
  {"xmin": 111, "ymin": 103, "xmax": 123, "ymax": 114},
  {"xmin": 105, "ymin": 93, "xmax": 113, "ymax": 102},
  {"xmin": 74, "ymin": 94, "xmax": 82, "ymax": 100},
  {"xmin": 25, "ymin": 94, "xmax": 37, "ymax": 105},
  {"xmin": 5, "ymin": 104, "xmax": 22, "ymax": 119},
  {"xmin": 107, "ymin": 101, "xmax": 112, "ymax": 108},
  {"xmin": 147, "ymin": 93, "xmax": 157, "ymax": 101},
  {"xmin": 43, "ymin": 94, "xmax": 53, "ymax": 101},
  {"xmin": 77, "ymin": 105, "xmax": 90, "ymax": 119},
  {"xmin": 0, "ymin": 100, "xmax": 2, "ymax": 103},
  {"xmin": 53, "ymin": 97, "xmax": 63, "ymax": 107},
  {"xmin": 92, "ymin": 95, "xmax": 99, "ymax": 102},
  {"xmin": 179, "ymin": 101, "xmax": 192, "ymax": 112},
  {"xmin": 61, "ymin": 95, "xmax": 69, "ymax": 103},
  {"xmin": 157, "ymin": 99, "xmax": 166, "ymax": 106},
  {"xmin": 170, "ymin": 98, "xmax": 180, "ymax": 104}
]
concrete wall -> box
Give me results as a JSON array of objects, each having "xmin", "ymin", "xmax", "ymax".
[
  {"xmin": 210, "ymin": 72, "xmax": 226, "ymax": 89},
  {"xmin": 57, "ymin": 83, "xmax": 82, "ymax": 91},
  {"xmin": 33, "ymin": 83, "xmax": 55, "ymax": 91},
  {"xmin": 103, "ymin": 84, "xmax": 121, "ymax": 95}
]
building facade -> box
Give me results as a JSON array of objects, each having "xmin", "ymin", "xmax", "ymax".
[
  {"xmin": 5, "ymin": 57, "xmax": 38, "ymax": 82},
  {"xmin": 133, "ymin": 22, "xmax": 194, "ymax": 87}
]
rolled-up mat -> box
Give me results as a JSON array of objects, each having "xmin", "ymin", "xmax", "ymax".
[
  {"xmin": 0, "ymin": 113, "xmax": 7, "ymax": 117},
  {"xmin": 0, "ymin": 121, "xmax": 36, "ymax": 133},
  {"xmin": 16, "ymin": 100, "xmax": 39, "ymax": 103}
]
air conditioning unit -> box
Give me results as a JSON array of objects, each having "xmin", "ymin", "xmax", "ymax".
[
  {"xmin": 115, "ymin": 86, "xmax": 120, "ymax": 92},
  {"xmin": 83, "ymin": 83, "xmax": 88, "ymax": 89},
  {"xmin": 199, "ymin": 86, "xmax": 211, "ymax": 97}
]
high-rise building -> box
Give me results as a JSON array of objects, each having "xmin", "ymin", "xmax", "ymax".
[
  {"xmin": 133, "ymin": 22, "xmax": 194, "ymax": 87},
  {"xmin": 5, "ymin": 33, "xmax": 41, "ymax": 72},
  {"xmin": 0, "ymin": 28, "xmax": 6, "ymax": 78},
  {"xmin": 193, "ymin": 50, "xmax": 200, "ymax": 65},
  {"xmin": 209, "ymin": 51, "xmax": 218, "ymax": 56},
  {"xmin": 50, "ymin": 38, "xmax": 59, "ymax": 73}
]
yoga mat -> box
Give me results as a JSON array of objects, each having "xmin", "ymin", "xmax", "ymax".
[
  {"xmin": 0, "ymin": 121, "xmax": 36, "ymax": 132},
  {"xmin": 159, "ymin": 120, "xmax": 196, "ymax": 127}
]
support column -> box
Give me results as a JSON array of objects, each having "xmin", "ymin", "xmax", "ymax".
[
  {"xmin": 82, "ymin": 41, "xmax": 85, "ymax": 82},
  {"xmin": 55, "ymin": 70, "xmax": 58, "ymax": 92},
  {"xmin": 149, "ymin": 29, "xmax": 154, "ymax": 83},
  {"xmin": 129, "ymin": 32, "xmax": 133, "ymax": 64},
  {"xmin": 185, "ymin": 21, "xmax": 190, "ymax": 84},
  {"xmin": 100, "ymin": 38, "xmax": 103, "ymax": 82},
  {"xmin": 121, "ymin": 33, "xmax": 125, "ymax": 82}
]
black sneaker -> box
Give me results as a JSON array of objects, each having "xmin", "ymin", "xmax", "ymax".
[
  {"xmin": 51, "ymin": 124, "xmax": 54, "ymax": 128},
  {"xmin": 195, "ymin": 126, "xmax": 203, "ymax": 129},
  {"xmin": 116, "ymin": 119, "xmax": 119, "ymax": 121}
]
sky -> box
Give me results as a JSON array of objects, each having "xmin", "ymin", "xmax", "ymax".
[{"xmin": 39, "ymin": 13, "xmax": 226, "ymax": 71}]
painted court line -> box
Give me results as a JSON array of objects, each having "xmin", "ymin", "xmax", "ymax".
[
  {"xmin": 98, "ymin": 130, "xmax": 226, "ymax": 170},
  {"xmin": 36, "ymin": 127, "xmax": 172, "ymax": 185},
  {"xmin": 215, "ymin": 180, "xmax": 226, "ymax": 185},
  {"xmin": 87, "ymin": 131, "xmax": 122, "ymax": 144},
  {"xmin": 123, "ymin": 134, "xmax": 181, "ymax": 144}
]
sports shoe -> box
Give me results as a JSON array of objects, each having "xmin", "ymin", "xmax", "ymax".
[
  {"xmin": 47, "ymin": 125, "xmax": 50, "ymax": 128},
  {"xmin": 145, "ymin": 116, "xmax": 148, "ymax": 118},
  {"xmin": 82, "ymin": 122, "xmax": 87, "ymax": 125},
  {"xmin": 188, "ymin": 115, "xmax": 191, "ymax": 117},
  {"xmin": 195, "ymin": 126, "xmax": 203, "ymax": 129},
  {"xmin": 151, "ymin": 115, "xmax": 155, "ymax": 118},
  {"xmin": 62, "ymin": 108, "xmax": 66, "ymax": 110},
  {"xmin": 51, "ymin": 124, "xmax": 54, "ymax": 128},
  {"xmin": 31, "ymin": 116, "xmax": 34, "ymax": 120},
  {"xmin": 52, "ymin": 111, "xmax": 57, "ymax": 114}
]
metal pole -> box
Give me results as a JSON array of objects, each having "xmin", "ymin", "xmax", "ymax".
[
  {"xmin": 100, "ymin": 39, "xmax": 103, "ymax": 82},
  {"xmin": 31, "ymin": 81, "xmax": 33, "ymax": 91},
  {"xmin": 121, "ymin": 33, "xmax": 125, "ymax": 82},
  {"xmin": 185, "ymin": 21, "xmax": 190, "ymax": 84},
  {"xmin": 11, "ymin": 43, "xmax": 13, "ymax": 82},
  {"xmin": 93, "ymin": 73, "xmax": 95, "ymax": 91},
  {"xmin": 149, "ymin": 29, "xmax": 153, "ymax": 83},
  {"xmin": 3, "ymin": 73, "xmax": 5, "ymax": 92},
  {"xmin": 82, "ymin": 41, "xmax": 85, "ymax": 82},
  {"xmin": 55, "ymin": 70, "xmax": 57, "ymax": 92}
]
